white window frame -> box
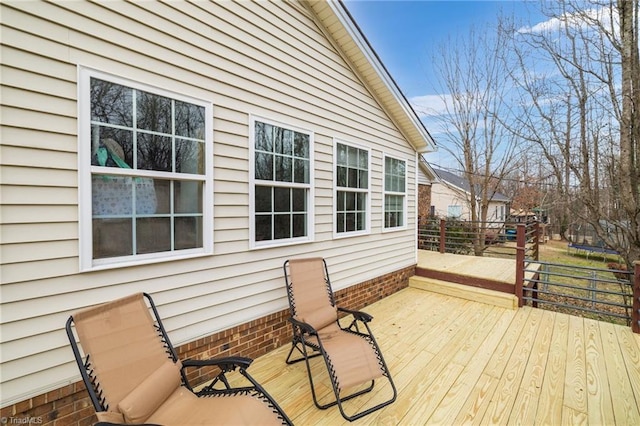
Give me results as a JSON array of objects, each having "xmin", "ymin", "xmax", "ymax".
[
  {"xmin": 383, "ymin": 154, "xmax": 408, "ymax": 231},
  {"xmin": 78, "ymin": 67, "xmax": 214, "ymax": 271},
  {"xmin": 333, "ymin": 139, "xmax": 371, "ymax": 238},
  {"xmin": 249, "ymin": 115, "xmax": 314, "ymax": 249}
]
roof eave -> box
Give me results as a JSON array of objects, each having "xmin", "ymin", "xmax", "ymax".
[{"xmin": 307, "ymin": 0, "xmax": 436, "ymax": 154}]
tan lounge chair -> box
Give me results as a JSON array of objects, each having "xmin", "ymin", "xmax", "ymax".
[
  {"xmin": 283, "ymin": 258, "xmax": 397, "ymax": 421},
  {"xmin": 66, "ymin": 293, "xmax": 292, "ymax": 425}
]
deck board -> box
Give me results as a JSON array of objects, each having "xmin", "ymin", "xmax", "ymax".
[
  {"xmin": 484, "ymin": 307, "xmax": 542, "ymax": 424},
  {"xmin": 234, "ymin": 287, "xmax": 640, "ymax": 425},
  {"xmin": 614, "ymin": 324, "xmax": 640, "ymax": 413},
  {"xmin": 600, "ymin": 322, "xmax": 640, "ymax": 424},
  {"xmin": 535, "ymin": 311, "xmax": 569, "ymax": 425},
  {"xmin": 509, "ymin": 309, "xmax": 555, "ymax": 424},
  {"xmin": 417, "ymin": 250, "xmax": 518, "ymax": 284},
  {"xmin": 584, "ymin": 318, "xmax": 615, "ymax": 425},
  {"xmin": 564, "ymin": 315, "xmax": 587, "ymax": 414}
]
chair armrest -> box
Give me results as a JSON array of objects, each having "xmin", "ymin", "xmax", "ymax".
[
  {"xmin": 338, "ymin": 307, "xmax": 373, "ymax": 322},
  {"xmin": 182, "ymin": 356, "xmax": 253, "ymax": 371},
  {"xmin": 182, "ymin": 357, "xmax": 257, "ymax": 394},
  {"xmin": 288, "ymin": 316, "xmax": 317, "ymax": 334}
]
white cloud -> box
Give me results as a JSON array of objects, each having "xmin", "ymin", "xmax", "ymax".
[
  {"xmin": 518, "ymin": 16, "xmax": 563, "ymax": 34},
  {"xmin": 409, "ymin": 94, "xmax": 453, "ymax": 118},
  {"xmin": 517, "ymin": 6, "xmax": 618, "ymax": 35}
]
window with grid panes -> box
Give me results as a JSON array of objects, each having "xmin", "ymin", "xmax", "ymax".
[
  {"xmin": 384, "ymin": 156, "xmax": 406, "ymax": 229},
  {"xmin": 251, "ymin": 118, "xmax": 312, "ymax": 246},
  {"xmin": 335, "ymin": 142, "xmax": 369, "ymax": 235},
  {"xmin": 79, "ymin": 69, "xmax": 212, "ymax": 269}
]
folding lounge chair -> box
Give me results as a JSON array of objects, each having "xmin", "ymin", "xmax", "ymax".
[
  {"xmin": 65, "ymin": 293, "xmax": 292, "ymax": 425},
  {"xmin": 283, "ymin": 258, "xmax": 397, "ymax": 421}
]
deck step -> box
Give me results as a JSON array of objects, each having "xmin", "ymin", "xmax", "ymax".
[{"xmin": 409, "ymin": 275, "xmax": 518, "ymax": 310}]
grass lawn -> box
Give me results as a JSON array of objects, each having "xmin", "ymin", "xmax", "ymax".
[
  {"xmin": 538, "ymin": 239, "xmax": 622, "ymax": 266},
  {"xmin": 531, "ymin": 239, "xmax": 632, "ymax": 325}
]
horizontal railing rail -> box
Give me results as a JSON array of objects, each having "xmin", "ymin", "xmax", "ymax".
[
  {"xmin": 418, "ymin": 218, "xmax": 539, "ymax": 260},
  {"xmin": 521, "ymin": 260, "xmax": 634, "ymax": 326},
  {"xmin": 418, "ymin": 218, "xmax": 639, "ymax": 333}
]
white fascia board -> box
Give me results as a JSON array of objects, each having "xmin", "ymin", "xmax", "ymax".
[{"xmin": 327, "ymin": 0, "xmax": 436, "ymax": 153}]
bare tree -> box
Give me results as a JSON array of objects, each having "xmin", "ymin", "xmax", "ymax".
[
  {"xmin": 429, "ymin": 24, "xmax": 521, "ymax": 256},
  {"xmin": 507, "ymin": 0, "xmax": 639, "ymax": 266},
  {"xmin": 617, "ymin": 0, "xmax": 640, "ymax": 265}
]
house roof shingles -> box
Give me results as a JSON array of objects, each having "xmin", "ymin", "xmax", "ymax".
[{"xmin": 433, "ymin": 168, "xmax": 510, "ymax": 202}]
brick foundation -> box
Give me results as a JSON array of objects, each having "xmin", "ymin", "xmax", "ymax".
[{"xmin": 1, "ymin": 265, "xmax": 414, "ymax": 425}]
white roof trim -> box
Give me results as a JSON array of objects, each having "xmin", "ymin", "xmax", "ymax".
[{"xmin": 321, "ymin": 0, "xmax": 436, "ymax": 153}]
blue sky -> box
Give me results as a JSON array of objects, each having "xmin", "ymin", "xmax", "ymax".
[{"xmin": 343, "ymin": 0, "xmax": 550, "ymax": 167}]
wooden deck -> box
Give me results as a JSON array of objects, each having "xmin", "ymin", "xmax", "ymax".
[
  {"xmin": 417, "ymin": 250, "xmax": 518, "ymax": 283},
  {"xmin": 241, "ymin": 287, "xmax": 640, "ymax": 425},
  {"xmin": 416, "ymin": 250, "xmax": 541, "ymax": 296}
]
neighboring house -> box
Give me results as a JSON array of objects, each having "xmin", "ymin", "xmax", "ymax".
[
  {"xmin": 430, "ymin": 168, "xmax": 509, "ymax": 222},
  {"xmin": 0, "ymin": 0, "xmax": 435, "ymax": 422},
  {"xmin": 417, "ymin": 156, "xmax": 437, "ymax": 226}
]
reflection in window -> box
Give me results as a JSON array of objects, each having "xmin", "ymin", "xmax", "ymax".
[
  {"xmin": 336, "ymin": 142, "xmax": 369, "ymax": 234},
  {"xmin": 384, "ymin": 156, "xmax": 406, "ymax": 229},
  {"xmin": 252, "ymin": 119, "xmax": 311, "ymax": 245},
  {"xmin": 89, "ymin": 77, "xmax": 208, "ymax": 262}
]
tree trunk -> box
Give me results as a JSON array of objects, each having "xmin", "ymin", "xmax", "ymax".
[{"xmin": 617, "ymin": 0, "xmax": 640, "ymax": 266}]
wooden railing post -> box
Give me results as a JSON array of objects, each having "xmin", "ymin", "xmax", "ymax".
[
  {"xmin": 515, "ymin": 224, "xmax": 526, "ymax": 307},
  {"xmin": 633, "ymin": 261, "xmax": 640, "ymax": 333},
  {"xmin": 534, "ymin": 222, "xmax": 540, "ymax": 261},
  {"xmin": 439, "ymin": 219, "xmax": 446, "ymax": 254}
]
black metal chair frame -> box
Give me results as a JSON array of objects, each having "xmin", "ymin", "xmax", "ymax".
[
  {"xmin": 283, "ymin": 259, "xmax": 397, "ymax": 422},
  {"xmin": 66, "ymin": 292, "xmax": 292, "ymax": 425}
]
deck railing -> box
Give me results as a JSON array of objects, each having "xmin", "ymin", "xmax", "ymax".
[
  {"xmin": 518, "ymin": 260, "xmax": 635, "ymax": 326},
  {"xmin": 633, "ymin": 262, "xmax": 640, "ymax": 333},
  {"xmin": 417, "ymin": 219, "xmax": 639, "ymax": 333},
  {"xmin": 514, "ymin": 230, "xmax": 639, "ymax": 332},
  {"xmin": 418, "ymin": 218, "xmax": 539, "ymax": 260}
]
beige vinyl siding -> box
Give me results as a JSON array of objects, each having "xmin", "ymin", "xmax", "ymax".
[
  {"xmin": 487, "ymin": 200, "xmax": 508, "ymax": 222},
  {"xmin": 418, "ymin": 163, "xmax": 434, "ymax": 185},
  {"xmin": 0, "ymin": 0, "xmax": 420, "ymax": 405},
  {"xmin": 307, "ymin": 0, "xmax": 430, "ymax": 150},
  {"xmin": 431, "ymin": 183, "xmax": 472, "ymax": 219}
]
